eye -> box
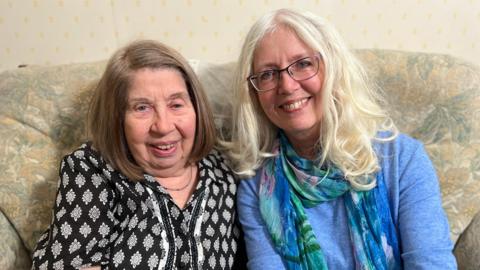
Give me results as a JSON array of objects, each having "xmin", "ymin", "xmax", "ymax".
[
  {"xmin": 133, "ymin": 103, "xmax": 151, "ymax": 112},
  {"xmin": 171, "ymin": 102, "xmax": 184, "ymax": 109},
  {"xmin": 169, "ymin": 98, "xmax": 188, "ymax": 109},
  {"xmin": 294, "ymin": 58, "xmax": 314, "ymax": 70},
  {"xmin": 258, "ymin": 70, "xmax": 276, "ymax": 82}
]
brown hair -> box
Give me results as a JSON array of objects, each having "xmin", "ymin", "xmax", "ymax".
[{"xmin": 88, "ymin": 40, "xmax": 216, "ymax": 180}]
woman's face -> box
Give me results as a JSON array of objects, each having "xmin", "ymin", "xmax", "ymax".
[
  {"xmin": 124, "ymin": 68, "xmax": 196, "ymax": 178},
  {"xmin": 253, "ymin": 26, "xmax": 325, "ymax": 146}
]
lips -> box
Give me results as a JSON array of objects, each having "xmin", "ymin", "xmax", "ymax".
[
  {"xmin": 149, "ymin": 142, "xmax": 177, "ymax": 156},
  {"xmin": 155, "ymin": 143, "xmax": 175, "ymax": 150},
  {"xmin": 280, "ymin": 97, "xmax": 309, "ymax": 112}
]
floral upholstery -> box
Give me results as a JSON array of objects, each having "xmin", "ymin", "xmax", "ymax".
[
  {"xmin": 0, "ymin": 49, "xmax": 479, "ymax": 269},
  {"xmin": 357, "ymin": 50, "xmax": 480, "ymax": 240},
  {"xmin": 0, "ymin": 62, "xmax": 104, "ymax": 269}
]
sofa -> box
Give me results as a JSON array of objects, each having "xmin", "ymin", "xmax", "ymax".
[{"xmin": 1, "ymin": 49, "xmax": 479, "ymax": 269}]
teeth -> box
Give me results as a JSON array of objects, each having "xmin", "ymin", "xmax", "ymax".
[
  {"xmin": 282, "ymin": 98, "xmax": 307, "ymax": 111},
  {"xmin": 156, "ymin": 143, "xmax": 175, "ymax": 150}
]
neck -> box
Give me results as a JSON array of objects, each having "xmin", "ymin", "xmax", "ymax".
[
  {"xmin": 155, "ymin": 164, "xmax": 198, "ymax": 209},
  {"xmin": 292, "ymin": 142, "xmax": 317, "ymax": 160},
  {"xmin": 284, "ymin": 131, "xmax": 319, "ymax": 160},
  {"xmin": 155, "ymin": 164, "xmax": 195, "ymax": 191}
]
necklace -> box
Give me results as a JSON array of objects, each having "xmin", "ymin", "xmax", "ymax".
[{"xmin": 161, "ymin": 165, "xmax": 193, "ymax": 192}]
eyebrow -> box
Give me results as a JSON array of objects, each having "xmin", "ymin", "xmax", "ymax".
[
  {"xmin": 168, "ymin": 91, "xmax": 191, "ymax": 100},
  {"xmin": 254, "ymin": 53, "xmax": 313, "ymax": 72},
  {"xmin": 128, "ymin": 91, "xmax": 191, "ymax": 103}
]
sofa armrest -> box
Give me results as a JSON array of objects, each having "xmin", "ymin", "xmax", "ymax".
[
  {"xmin": 0, "ymin": 209, "xmax": 31, "ymax": 270},
  {"xmin": 454, "ymin": 210, "xmax": 480, "ymax": 269}
]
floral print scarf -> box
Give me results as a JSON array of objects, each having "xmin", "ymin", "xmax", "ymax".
[{"xmin": 258, "ymin": 132, "xmax": 401, "ymax": 269}]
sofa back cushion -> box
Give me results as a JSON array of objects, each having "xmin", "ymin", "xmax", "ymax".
[
  {"xmin": 0, "ymin": 61, "xmax": 104, "ymax": 252},
  {"xmin": 357, "ymin": 50, "xmax": 480, "ymax": 242}
]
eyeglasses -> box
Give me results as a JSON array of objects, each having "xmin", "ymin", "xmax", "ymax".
[{"xmin": 247, "ymin": 54, "xmax": 321, "ymax": 92}]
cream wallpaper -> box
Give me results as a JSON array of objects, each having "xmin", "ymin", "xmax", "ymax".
[{"xmin": 1, "ymin": 0, "xmax": 479, "ymax": 72}]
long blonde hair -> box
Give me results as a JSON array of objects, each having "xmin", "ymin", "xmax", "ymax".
[{"xmin": 224, "ymin": 9, "xmax": 397, "ymax": 190}]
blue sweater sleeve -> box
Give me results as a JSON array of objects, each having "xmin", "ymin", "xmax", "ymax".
[
  {"xmin": 381, "ymin": 135, "xmax": 457, "ymax": 269},
  {"xmin": 237, "ymin": 175, "xmax": 286, "ymax": 269}
]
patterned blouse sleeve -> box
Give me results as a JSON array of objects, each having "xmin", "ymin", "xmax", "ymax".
[{"xmin": 32, "ymin": 145, "xmax": 117, "ymax": 269}]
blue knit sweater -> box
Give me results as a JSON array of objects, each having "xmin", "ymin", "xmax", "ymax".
[{"xmin": 237, "ymin": 133, "xmax": 457, "ymax": 269}]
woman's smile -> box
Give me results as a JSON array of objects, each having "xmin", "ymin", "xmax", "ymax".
[
  {"xmin": 279, "ymin": 97, "xmax": 311, "ymax": 112},
  {"xmin": 149, "ymin": 142, "xmax": 178, "ymax": 157}
]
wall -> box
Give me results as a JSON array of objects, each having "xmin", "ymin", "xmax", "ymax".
[{"xmin": 1, "ymin": 0, "xmax": 479, "ymax": 72}]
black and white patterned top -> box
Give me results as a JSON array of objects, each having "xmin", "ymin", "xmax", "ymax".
[{"xmin": 32, "ymin": 143, "xmax": 246, "ymax": 270}]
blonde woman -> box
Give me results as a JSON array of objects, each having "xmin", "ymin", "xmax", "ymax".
[{"xmin": 226, "ymin": 9, "xmax": 456, "ymax": 269}]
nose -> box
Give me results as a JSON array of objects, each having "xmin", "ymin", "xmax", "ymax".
[
  {"xmin": 277, "ymin": 70, "xmax": 299, "ymax": 95},
  {"xmin": 150, "ymin": 108, "xmax": 174, "ymax": 134}
]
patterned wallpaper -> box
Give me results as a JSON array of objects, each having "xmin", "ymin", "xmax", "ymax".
[{"xmin": 0, "ymin": 0, "xmax": 479, "ymax": 71}]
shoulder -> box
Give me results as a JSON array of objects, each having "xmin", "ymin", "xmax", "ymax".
[
  {"xmin": 374, "ymin": 132, "xmax": 438, "ymax": 197},
  {"xmin": 62, "ymin": 143, "xmax": 95, "ymax": 168},
  {"xmin": 60, "ymin": 142, "xmax": 121, "ymax": 184},
  {"xmin": 200, "ymin": 148, "xmax": 237, "ymax": 185},
  {"xmin": 375, "ymin": 131, "xmax": 423, "ymax": 148},
  {"xmin": 374, "ymin": 132, "xmax": 427, "ymax": 165},
  {"xmin": 237, "ymin": 171, "xmax": 262, "ymax": 200},
  {"xmin": 63, "ymin": 142, "xmax": 100, "ymax": 161},
  {"xmin": 204, "ymin": 148, "xmax": 229, "ymax": 163},
  {"xmin": 373, "ymin": 132, "xmax": 436, "ymax": 189},
  {"xmin": 62, "ymin": 142, "xmax": 105, "ymax": 171}
]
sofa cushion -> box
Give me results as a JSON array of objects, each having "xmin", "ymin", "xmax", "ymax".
[
  {"xmin": 0, "ymin": 210, "xmax": 31, "ymax": 269},
  {"xmin": 195, "ymin": 61, "xmax": 236, "ymax": 138}
]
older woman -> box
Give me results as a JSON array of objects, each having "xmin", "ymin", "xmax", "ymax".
[
  {"xmin": 226, "ymin": 8, "xmax": 456, "ymax": 269},
  {"xmin": 32, "ymin": 40, "xmax": 245, "ymax": 269}
]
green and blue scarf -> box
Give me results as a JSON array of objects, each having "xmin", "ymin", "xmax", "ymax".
[{"xmin": 259, "ymin": 132, "xmax": 401, "ymax": 270}]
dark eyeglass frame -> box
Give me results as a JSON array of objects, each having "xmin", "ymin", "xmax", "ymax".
[{"xmin": 247, "ymin": 54, "xmax": 321, "ymax": 92}]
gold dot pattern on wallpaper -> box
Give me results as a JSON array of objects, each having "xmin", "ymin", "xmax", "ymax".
[{"xmin": 0, "ymin": 0, "xmax": 479, "ymax": 71}]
